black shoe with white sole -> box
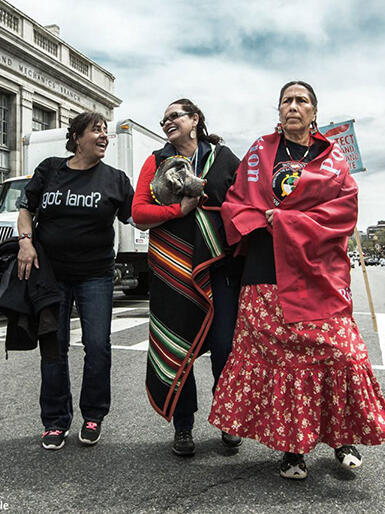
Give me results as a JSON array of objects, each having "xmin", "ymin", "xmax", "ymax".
[
  {"xmin": 335, "ymin": 445, "xmax": 362, "ymax": 470},
  {"xmin": 79, "ymin": 421, "xmax": 102, "ymax": 445},
  {"xmin": 221, "ymin": 431, "xmax": 243, "ymax": 448},
  {"xmin": 280, "ymin": 452, "xmax": 308, "ymax": 480},
  {"xmin": 41, "ymin": 429, "xmax": 69, "ymax": 450}
]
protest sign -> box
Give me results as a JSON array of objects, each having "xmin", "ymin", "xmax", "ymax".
[{"xmin": 319, "ymin": 120, "xmax": 365, "ymax": 174}]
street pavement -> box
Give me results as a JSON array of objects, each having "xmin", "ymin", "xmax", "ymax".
[{"xmin": 0, "ymin": 267, "xmax": 385, "ymax": 513}]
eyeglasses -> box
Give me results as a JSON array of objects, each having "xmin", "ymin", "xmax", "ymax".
[{"xmin": 160, "ymin": 111, "xmax": 191, "ymax": 127}]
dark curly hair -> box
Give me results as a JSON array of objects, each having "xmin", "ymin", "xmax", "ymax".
[
  {"xmin": 66, "ymin": 112, "xmax": 107, "ymax": 153},
  {"xmin": 168, "ymin": 98, "xmax": 222, "ymax": 145}
]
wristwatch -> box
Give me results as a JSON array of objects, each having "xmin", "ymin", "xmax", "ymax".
[{"xmin": 18, "ymin": 232, "xmax": 32, "ymax": 240}]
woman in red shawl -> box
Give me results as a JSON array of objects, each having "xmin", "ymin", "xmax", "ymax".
[{"xmin": 209, "ymin": 81, "xmax": 385, "ymax": 479}]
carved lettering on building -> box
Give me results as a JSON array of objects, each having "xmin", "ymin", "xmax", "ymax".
[{"xmin": 1, "ymin": 50, "xmax": 85, "ymax": 105}]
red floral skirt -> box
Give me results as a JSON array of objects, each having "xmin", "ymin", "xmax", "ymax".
[{"xmin": 209, "ymin": 285, "xmax": 385, "ymax": 453}]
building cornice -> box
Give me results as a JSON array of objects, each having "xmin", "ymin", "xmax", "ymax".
[
  {"xmin": 0, "ymin": 30, "xmax": 121, "ymax": 109},
  {"xmin": 0, "ymin": 0, "xmax": 115, "ymax": 79}
]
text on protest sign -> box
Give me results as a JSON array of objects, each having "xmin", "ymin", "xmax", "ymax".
[{"xmin": 319, "ymin": 120, "xmax": 365, "ymax": 174}]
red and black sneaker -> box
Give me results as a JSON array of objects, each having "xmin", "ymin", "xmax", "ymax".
[
  {"xmin": 78, "ymin": 421, "xmax": 102, "ymax": 445},
  {"xmin": 41, "ymin": 429, "xmax": 69, "ymax": 450}
]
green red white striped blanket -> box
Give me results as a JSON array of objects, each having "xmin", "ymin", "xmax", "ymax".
[{"xmin": 146, "ymin": 144, "xmax": 238, "ymax": 420}]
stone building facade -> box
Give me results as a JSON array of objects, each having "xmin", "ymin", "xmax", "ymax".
[{"xmin": 0, "ymin": 0, "xmax": 121, "ymax": 179}]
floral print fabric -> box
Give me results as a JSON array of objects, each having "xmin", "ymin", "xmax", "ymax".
[{"xmin": 209, "ymin": 285, "xmax": 385, "ymax": 453}]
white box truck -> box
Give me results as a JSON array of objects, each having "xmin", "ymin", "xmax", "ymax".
[{"xmin": 0, "ymin": 119, "xmax": 165, "ymax": 294}]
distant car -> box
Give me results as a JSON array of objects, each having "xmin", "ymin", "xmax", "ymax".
[
  {"xmin": 380, "ymin": 258, "xmax": 385, "ymax": 267},
  {"xmin": 350, "ymin": 258, "xmax": 355, "ymax": 269},
  {"xmin": 365, "ymin": 257, "xmax": 378, "ymax": 266}
]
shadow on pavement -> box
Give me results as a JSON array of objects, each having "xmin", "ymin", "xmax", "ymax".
[{"xmin": 0, "ymin": 434, "xmax": 372, "ymax": 514}]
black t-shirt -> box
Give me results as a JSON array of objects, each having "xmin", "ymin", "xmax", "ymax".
[
  {"xmin": 241, "ymin": 136, "xmax": 328, "ymax": 286},
  {"xmin": 22, "ymin": 157, "xmax": 134, "ymax": 281}
]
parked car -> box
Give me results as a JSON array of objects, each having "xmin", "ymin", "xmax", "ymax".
[{"xmin": 364, "ymin": 256, "xmax": 378, "ymax": 266}]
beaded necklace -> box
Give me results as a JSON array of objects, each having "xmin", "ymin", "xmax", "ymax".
[{"xmin": 284, "ymin": 135, "xmax": 311, "ymax": 163}]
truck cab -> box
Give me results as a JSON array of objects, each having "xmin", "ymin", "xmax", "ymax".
[{"xmin": 0, "ymin": 175, "xmax": 31, "ymax": 241}]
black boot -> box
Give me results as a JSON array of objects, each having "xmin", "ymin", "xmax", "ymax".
[{"xmin": 172, "ymin": 429, "xmax": 195, "ymax": 456}]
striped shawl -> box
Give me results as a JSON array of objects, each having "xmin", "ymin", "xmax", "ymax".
[{"xmin": 146, "ymin": 144, "xmax": 239, "ymax": 420}]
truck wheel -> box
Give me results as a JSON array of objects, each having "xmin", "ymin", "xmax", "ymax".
[
  {"xmin": 123, "ymin": 273, "xmax": 149, "ymax": 297},
  {"xmin": 122, "ymin": 288, "xmax": 137, "ymax": 296}
]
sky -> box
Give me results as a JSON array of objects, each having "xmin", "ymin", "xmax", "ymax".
[{"xmin": 7, "ymin": 0, "xmax": 385, "ymax": 230}]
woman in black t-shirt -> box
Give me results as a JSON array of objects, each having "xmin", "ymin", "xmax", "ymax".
[{"xmin": 17, "ymin": 112, "xmax": 134, "ymax": 451}]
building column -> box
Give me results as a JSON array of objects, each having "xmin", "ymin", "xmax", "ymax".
[
  {"xmin": 59, "ymin": 102, "xmax": 72, "ymax": 128},
  {"xmin": 20, "ymin": 86, "xmax": 34, "ymax": 135},
  {"xmin": 18, "ymin": 86, "xmax": 34, "ymax": 175}
]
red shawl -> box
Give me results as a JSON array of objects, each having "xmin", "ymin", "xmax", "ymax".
[{"xmin": 222, "ymin": 131, "xmax": 358, "ymax": 323}]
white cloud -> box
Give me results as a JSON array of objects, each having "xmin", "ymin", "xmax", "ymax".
[
  {"xmin": 354, "ymin": 171, "xmax": 385, "ymax": 230},
  {"xmin": 7, "ymin": 0, "xmax": 385, "ymax": 229}
]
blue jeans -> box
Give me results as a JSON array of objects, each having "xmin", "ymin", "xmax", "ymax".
[
  {"xmin": 40, "ymin": 276, "xmax": 114, "ymax": 430},
  {"xmin": 173, "ymin": 266, "xmax": 240, "ymax": 431}
]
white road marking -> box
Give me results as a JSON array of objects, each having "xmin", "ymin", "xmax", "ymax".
[
  {"xmin": 71, "ymin": 341, "xmax": 149, "ymax": 351},
  {"xmin": 2, "ymin": 306, "xmax": 385, "ymax": 371},
  {"xmin": 70, "ymin": 306, "xmax": 146, "ymax": 320},
  {"xmin": 354, "ymin": 311, "xmax": 385, "ymax": 316},
  {"xmin": 108, "ymin": 307, "xmax": 141, "ymax": 314},
  {"xmin": 129, "ymin": 340, "xmax": 149, "ymax": 351},
  {"xmin": 70, "ymin": 317, "xmax": 147, "ymax": 344},
  {"xmin": 70, "ymin": 340, "xmax": 216, "ymax": 358},
  {"xmin": 0, "ymin": 306, "xmax": 148, "ymax": 337}
]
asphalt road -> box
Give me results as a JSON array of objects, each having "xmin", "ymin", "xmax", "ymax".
[
  {"xmin": 0, "ymin": 267, "xmax": 385, "ymax": 513},
  {"xmin": 350, "ymin": 265, "xmax": 385, "ymax": 314}
]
